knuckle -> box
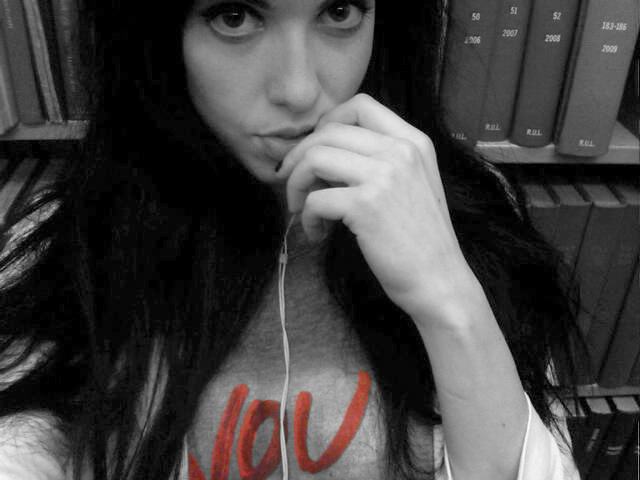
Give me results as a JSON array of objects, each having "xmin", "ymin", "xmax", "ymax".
[
  {"xmin": 393, "ymin": 139, "xmax": 420, "ymax": 165},
  {"xmin": 357, "ymin": 185, "xmax": 383, "ymax": 209},
  {"xmin": 419, "ymin": 134, "xmax": 435, "ymax": 154},
  {"xmin": 353, "ymin": 92, "xmax": 372, "ymax": 105}
]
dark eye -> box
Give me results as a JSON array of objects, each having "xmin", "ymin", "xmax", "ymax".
[
  {"xmin": 320, "ymin": 1, "xmax": 368, "ymax": 31},
  {"xmin": 202, "ymin": 3, "xmax": 264, "ymax": 38}
]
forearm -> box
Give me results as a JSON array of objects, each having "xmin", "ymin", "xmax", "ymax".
[{"xmin": 414, "ymin": 281, "xmax": 528, "ymax": 480}]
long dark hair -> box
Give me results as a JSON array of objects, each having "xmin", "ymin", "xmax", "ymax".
[{"xmin": 0, "ymin": 0, "xmax": 584, "ymax": 478}]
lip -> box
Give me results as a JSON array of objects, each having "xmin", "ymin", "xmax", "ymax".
[
  {"xmin": 260, "ymin": 125, "xmax": 315, "ymax": 139},
  {"xmin": 260, "ymin": 135, "xmax": 307, "ymax": 161}
]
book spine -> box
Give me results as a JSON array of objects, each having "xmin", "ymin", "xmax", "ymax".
[
  {"xmin": 546, "ymin": 176, "xmax": 591, "ymax": 273},
  {"xmin": 36, "ymin": 0, "xmax": 66, "ymax": 118},
  {"xmin": 613, "ymin": 401, "xmax": 639, "ymax": 478},
  {"xmin": 0, "ymin": 0, "xmax": 44, "ymax": 124},
  {"xmin": 617, "ymin": 40, "xmax": 639, "ymax": 138},
  {"xmin": 0, "ymin": 25, "xmax": 19, "ymax": 133},
  {"xmin": 21, "ymin": 0, "xmax": 63, "ymax": 122},
  {"xmin": 50, "ymin": 0, "xmax": 86, "ymax": 119},
  {"xmin": 586, "ymin": 396, "xmax": 640, "ymax": 480},
  {"xmin": 573, "ymin": 182, "xmax": 625, "ymax": 384},
  {"xmin": 477, "ymin": 0, "xmax": 532, "ymax": 141},
  {"xmin": 0, "ymin": 157, "xmax": 40, "ymax": 229},
  {"xmin": 578, "ymin": 396, "xmax": 614, "ymax": 477},
  {"xmin": 508, "ymin": 0, "xmax": 580, "ymax": 147},
  {"xmin": 562, "ymin": 398, "xmax": 588, "ymax": 459},
  {"xmin": 629, "ymin": 353, "xmax": 640, "ymax": 386},
  {"xmin": 520, "ymin": 179, "xmax": 559, "ymax": 243},
  {"xmin": 599, "ymin": 259, "xmax": 640, "ymax": 388},
  {"xmin": 590, "ymin": 183, "xmax": 640, "ymax": 387},
  {"xmin": 439, "ymin": 0, "xmax": 501, "ymax": 146},
  {"xmin": 554, "ymin": 0, "xmax": 640, "ymax": 156}
]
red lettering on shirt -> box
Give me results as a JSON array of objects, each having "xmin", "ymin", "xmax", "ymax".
[
  {"xmin": 188, "ymin": 370, "xmax": 370, "ymax": 479},
  {"xmin": 212, "ymin": 384, "xmax": 248, "ymax": 480},
  {"xmin": 294, "ymin": 370, "xmax": 370, "ymax": 472},
  {"xmin": 236, "ymin": 399, "xmax": 287, "ymax": 479}
]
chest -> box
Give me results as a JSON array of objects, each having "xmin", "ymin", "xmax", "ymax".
[{"xmin": 185, "ymin": 238, "xmax": 436, "ymax": 479}]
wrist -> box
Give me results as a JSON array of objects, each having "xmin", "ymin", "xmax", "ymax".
[{"xmin": 410, "ymin": 267, "xmax": 494, "ymax": 334}]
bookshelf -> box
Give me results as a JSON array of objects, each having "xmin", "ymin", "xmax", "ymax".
[
  {"xmin": 477, "ymin": 122, "xmax": 639, "ymax": 165},
  {"xmin": 0, "ymin": 120, "xmax": 89, "ymax": 141},
  {"xmin": 0, "ymin": 1, "xmax": 638, "ymax": 478}
]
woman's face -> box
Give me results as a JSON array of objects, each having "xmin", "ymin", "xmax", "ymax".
[{"xmin": 183, "ymin": 0, "xmax": 375, "ymax": 186}]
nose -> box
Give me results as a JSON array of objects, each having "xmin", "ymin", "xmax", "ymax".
[{"xmin": 266, "ymin": 28, "xmax": 321, "ymax": 114}]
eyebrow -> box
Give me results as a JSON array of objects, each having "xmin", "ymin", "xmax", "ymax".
[{"xmin": 240, "ymin": 0, "xmax": 337, "ymax": 12}]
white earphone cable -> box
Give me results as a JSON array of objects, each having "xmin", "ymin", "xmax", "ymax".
[{"xmin": 278, "ymin": 213, "xmax": 297, "ymax": 480}]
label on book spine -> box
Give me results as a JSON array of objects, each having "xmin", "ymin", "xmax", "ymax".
[
  {"xmin": 554, "ymin": 0, "xmax": 640, "ymax": 156},
  {"xmin": 509, "ymin": 0, "xmax": 580, "ymax": 147},
  {"xmin": 478, "ymin": 0, "xmax": 532, "ymax": 141},
  {"xmin": 439, "ymin": 0, "xmax": 501, "ymax": 146}
]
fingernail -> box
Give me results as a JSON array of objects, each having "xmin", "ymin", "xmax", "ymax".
[{"xmin": 275, "ymin": 160, "xmax": 283, "ymax": 172}]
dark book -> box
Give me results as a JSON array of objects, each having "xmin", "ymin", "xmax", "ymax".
[
  {"xmin": 587, "ymin": 396, "xmax": 640, "ymax": 480},
  {"xmin": 21, "ymin": 0, "xmax": 63, "ymax": 122},
  {"xmin": 51, "ymin": 0, "xmax": 87, "ymax": 119},
  {"xmin": 554, "ymin": 0, "xmax": 640, "ymax": 156},
  {"xmin": 546, "ymin": 175, "xmax": 591, "ymax": 273},
  {"xmin": 0, "ymin": 25, "xmax": 19, "ymax": 133},
  {"xmin": 0, "ymin": 0, "xmax": 44, "ymax": 124},
  {"xmin": 0, "ymin": 157, "xmax": 40, "ymax": 229},
  {"xmin": 592, "ymin": 183, "xmax": 640, "ymax": 387},
  {"xmin": 629, "ymin": 353, "xmax": 640, "ymax": 386},
  {"xmin": 477, "ymin": 0, "xmax": 532, "ymax": 141},
  {"xmin": 509, "ymin": 0, "xmax": 580, "ymax": 147},
  {"xmin": 35, "ymin": 0, "xmax": 66, "ymax": 118},
  {"xmin": 613, "ymin": 398, "xmax": 639, "ymax": 479},
  {"xmin": 562, "ymin": 397, "xmax": 589, "ymax": 460},
  {"xmin": 439, "ymin": 0, "xmax": 502, "ymax": 146},
  {"xmin": 519, "ymin": 177, "xmax": 559, "ymax": 243},
  {"xmin": 599, "ymin": 259, "xmax": 640, "ymax": 388},
  {"xmin": 578, "ymin": 396, "xmax": 614, "ymax": 477},
  {"xmin": 617, "ymin": 41, "xmax": 639, "ymax": 139},
  {"xmin": 572, "ymin": 181, "xmax": 626, "ymax": 384}
]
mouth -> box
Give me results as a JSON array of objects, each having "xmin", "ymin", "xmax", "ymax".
[
  {"xmin": 258, "ymin": 124, "xmax": 315, "ymax": 162},
  {"xmin": 260, "ymin": 134, "xmax": 308, "ymax": 162}
]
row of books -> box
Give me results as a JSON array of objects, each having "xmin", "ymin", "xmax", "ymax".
[
  {"xmin": 518, "ymin": 175, "xmax": 639, "ymax": 389},
  {"xmin": 0, "ymin": 0, "xmax": 86, "ymax": 132},
  {"xmin": 561, "ymin": 394, "xmax": 639, "ymax": 480},
  {"xmin": 439, "ymin": 0, "xmax": 640, "ymax": 157}
]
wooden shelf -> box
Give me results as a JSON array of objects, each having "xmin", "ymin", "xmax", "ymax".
[
  {"xmin": 476, "ymin": 122, "xmax": 639, "ymax": 165},
  {"xmin": 0, "ymin": 121, "xmax": 89, "ymax": 141},
  {"xmin": 559, "ymin": 384, "xmax": 640, "ymax": 398}
]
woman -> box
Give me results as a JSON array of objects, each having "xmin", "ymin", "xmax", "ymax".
[{"xmin": 0, "ymin": 0, "xmax": 584, "ymax": 478}]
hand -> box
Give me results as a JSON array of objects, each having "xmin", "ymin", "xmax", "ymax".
[{"xmin": 275, "ymin": 94, "xmax": 482, "ymax": 325}]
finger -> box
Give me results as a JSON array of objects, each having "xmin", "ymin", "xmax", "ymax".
[
  {"xmin": 287, "ymin": 146, "xmax": 376, "ymax": 213},
  {"xmin": 316, "ymin": 93, "xmax": 425, "ymax": 147},
  {"xmin": 275, "ymin": 123, "xmax": 392, "ymax": 180},
  {"xmin": 318, "ymin": 94, "xmax": 445, "ymax": 196},
  {"xmin": 300, "ymin": 187, "xmax": 352, "ymax": 242}
]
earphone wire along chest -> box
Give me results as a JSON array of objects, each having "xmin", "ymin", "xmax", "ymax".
[{"xmin": 277, "ymin": 213, "xmax": 298, "ymax": 480}]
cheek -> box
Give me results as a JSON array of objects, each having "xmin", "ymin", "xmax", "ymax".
[
  {"xmin": 183, "ymin": 28, "xmax": 253, "ymax": 133},
  {"xmin": 320, "ymin": 28, "xmax": 374, "ymax": 100}
]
